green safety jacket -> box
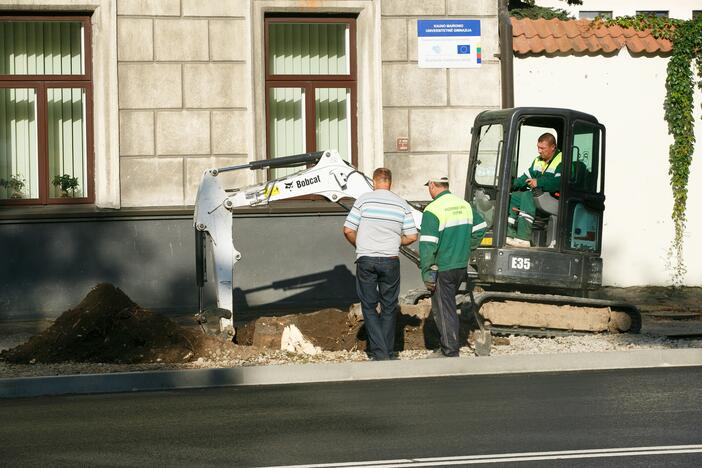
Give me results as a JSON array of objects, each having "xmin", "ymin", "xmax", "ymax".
[
  {"xmin": 512, "ymin": 151, "xmax": 563, "ymax": 193},
  {"xmin": 419, "ymin": 191, "xmax": 487, "ymax": 282}
]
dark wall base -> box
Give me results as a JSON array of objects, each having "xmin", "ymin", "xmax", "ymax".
[{"xmin": 0, "ymin": 211, "xmax": 423, "ymax": 321}]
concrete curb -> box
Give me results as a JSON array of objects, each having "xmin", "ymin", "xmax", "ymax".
[{"xmin": 2, "ymin": 348, "xmax": 701, "ymax": 399}]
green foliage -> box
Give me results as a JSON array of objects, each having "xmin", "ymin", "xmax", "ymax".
[
  {"xmin": 51, "ymin": 174, "xmax": 79, "ymax": 196},
  {"xmin": 597, "ymin": 15, "xmax": 702, "ymax": 285},
  {"xmin": 510, "ymin": 6, "xmax": 572, "ymax": 20},
  {"xmin": 0, "ymin": 174, "xmax": 26, "ymax": 198}
]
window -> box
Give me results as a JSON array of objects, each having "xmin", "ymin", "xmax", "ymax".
[
  {"xmin": 579, "ymin": 11, "xmax": 613, "ymax": 20},
  {"xmin": 265, "ymin": 17, "xmax": 357, "ymax": 178},
  {"xmin": 0, "ymin": 16, "xmax": 93, "ymax": 204},
  {"xmin": 473, "ymin": 124, "xmax": 503, "ymax": 188},
  {"xmin": 636, "ymin": 11, "xmax": 669, "ymax": 18},
  {"xmin": 570, "ymin": 122, "xmax": 601, "ymax": 194},
  {"xmin": 693, "ymin": 11, "xmax": 702, "ymax": 19},
  {"xmin": 470, "ymin": 122, "xmax": 503, "ymax": 230},
  {"xmin": 567, "ymin": 121, "xmax": 603, "ymax": 251}
]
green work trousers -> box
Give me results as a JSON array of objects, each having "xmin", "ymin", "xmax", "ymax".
[{"xmin": 508, "ymin": 191, "xmax": 535, "ymax": 241}]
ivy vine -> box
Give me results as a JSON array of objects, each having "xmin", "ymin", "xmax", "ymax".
[{"xmin": 594, "ymin": 15, "xmax": 702, "ymax": 286}]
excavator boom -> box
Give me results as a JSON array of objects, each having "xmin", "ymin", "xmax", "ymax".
[{"xmin": 193, "ymin": 150, "xmax": 422, "ymax": 334}]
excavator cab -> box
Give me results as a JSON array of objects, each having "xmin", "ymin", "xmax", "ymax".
[{"xmin": 466, "ymin": 107, "xmax": 606, "ymax": 293}]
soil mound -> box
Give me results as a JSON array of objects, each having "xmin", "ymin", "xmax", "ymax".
[
  {"xmin": 0, "ymin": 283, "xmax": 234, "ymax": 364},
  {"xmin": 236, "ymin": 308, "xmax": 364, "ymax": 350},
  {"xmin": 236, "ymin": 307, "xmax": 446, "ymax": 352}
]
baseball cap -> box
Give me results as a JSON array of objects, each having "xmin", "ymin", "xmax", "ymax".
[{"xmin": 424, "ymin": 176, "xmax": 449, "ymax": 186}]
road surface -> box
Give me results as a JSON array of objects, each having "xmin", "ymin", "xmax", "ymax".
[{"xmin": 1, "ymin": 366, "xmax": 700, "ymax": 466}]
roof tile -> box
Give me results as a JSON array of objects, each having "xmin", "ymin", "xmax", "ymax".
[
  {"xmin": 626, "ymin": 36, "xmax": 645, "ymax": 54},
  {"xmin": 511, "ymin": 17, "xmax": 672, "ymax": 56},
  {"xmin": 562, "ymin": 20, "xmax": 581, "ymax": 38}
]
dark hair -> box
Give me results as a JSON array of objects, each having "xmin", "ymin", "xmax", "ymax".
[
  {"xmin": 373, "ymin": 167, "xmax": 392, "ymax": 183},
  {"xmin": 538, "ymin": 132, "xmax": 557, "ymax": 146}
]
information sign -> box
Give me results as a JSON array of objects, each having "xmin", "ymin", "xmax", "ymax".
[{"xmin": 417, "ymin": 20, "xmax": 482, "ymax": 68}]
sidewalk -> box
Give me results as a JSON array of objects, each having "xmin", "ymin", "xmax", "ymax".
[
  {"xmin": 1, "ymin": 347, "xmax": 701, "ymax": 399},
  {"xmin": 2, "ymin": 308, "xmax": 701, "ymax": 399}
]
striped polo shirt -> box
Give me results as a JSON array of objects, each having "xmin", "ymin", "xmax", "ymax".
[{"xmin": 344, "ymin": 189, "xmax": 417, "ymax": 258}]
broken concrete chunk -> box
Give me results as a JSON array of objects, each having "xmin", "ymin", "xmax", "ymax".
[{"xmin": 281, "ymin": 324, "xmax": 321, "ymax": 355}]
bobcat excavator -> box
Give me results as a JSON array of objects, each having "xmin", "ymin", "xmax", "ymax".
[{"xmin": 193, "ymin": 107, "xmax": 640, "ymax": 351}]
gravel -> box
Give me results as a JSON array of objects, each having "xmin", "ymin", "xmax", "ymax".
[{"xmin": 2, "ymin": 328, "xmax": 700, "ymax": 379}]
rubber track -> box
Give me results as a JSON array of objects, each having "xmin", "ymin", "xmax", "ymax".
[
  {"xmin": 467, "ymin": 291, "xmax": 642, "ymax": 336},
  {"xmin": 402, "ymin": 289, "xmax": 642, "ymax": 336}
]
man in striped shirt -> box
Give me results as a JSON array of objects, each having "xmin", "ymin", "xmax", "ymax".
[{"xmin": 343, "ymin": 168, "xmax": 418, "ymax": 361}]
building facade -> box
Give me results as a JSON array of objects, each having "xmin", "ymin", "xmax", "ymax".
[{"xmin": 0, "ymin": 0, "xmax": 503, "ymax": 319}]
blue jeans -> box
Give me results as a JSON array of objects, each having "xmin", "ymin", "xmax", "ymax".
[{"xmin": 355, "ymin": 256, "xmax": 401, "ymax": 360}]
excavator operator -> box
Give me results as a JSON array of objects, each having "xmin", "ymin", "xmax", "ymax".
[{"xmin": 506, "ymin": 132, "xmax": 562, "ymax": 248}]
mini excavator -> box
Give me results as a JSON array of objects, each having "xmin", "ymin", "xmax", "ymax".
[{"xmin": 193, "ymin": 107, "xmax": 640, "ymax": 348}]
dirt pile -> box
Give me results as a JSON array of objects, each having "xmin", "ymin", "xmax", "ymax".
[
  {"xmin": 0, "ymin": 284, "xmax": 243, "ymax": 364},
  {"xmin": 0, "ymin": 284, "xmax": 473, "ymax": 365},
  {"xmin": 236, "ymin": 307, "xmax": 456, "ymax": 352},
  {"xmin": 236, "ymin": 308, "xmax": 363, "ymax": 350}
]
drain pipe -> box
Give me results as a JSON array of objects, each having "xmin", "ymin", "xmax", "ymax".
[{"xmin": 498, "ymin": 0, "xmax": 514, "ymax": 109}]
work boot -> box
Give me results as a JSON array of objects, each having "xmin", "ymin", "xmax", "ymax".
[
  {"xmin": 506, "ymin": 237, "xmax": 530, "ymax": 248},
  {"xmin": 425, "ymin": 349, "xmax": 458, "ymax": 359},
  {"xmin": 425, "ymin": 350, "xmax": 445, "ymax": 359}
]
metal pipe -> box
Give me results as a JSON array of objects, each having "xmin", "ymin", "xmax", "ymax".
[
  {"xmin": 499, "ymin": 0, "xmax": 515, "ymax": 109},
  {"xmin": 215, "ymin": 151, "xmax": 326, "ymax": 174}
]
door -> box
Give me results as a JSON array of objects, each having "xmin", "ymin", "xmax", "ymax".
[{"xmin": 563, "ymin": 120, "xmax": 605, "ymax": 253}]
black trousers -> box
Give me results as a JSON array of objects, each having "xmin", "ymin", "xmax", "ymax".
[{"xmin": 432, "ymin": 268, "xmax": 466, "ymax": 356}]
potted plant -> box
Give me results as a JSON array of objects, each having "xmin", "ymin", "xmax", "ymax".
[
  {"xmin": 0, "ymin": 174, "xmax": 26, "ymax": 199},
  {"xmin": 51, "ymin": 174, "xmax": 80, "ymax": 197}
]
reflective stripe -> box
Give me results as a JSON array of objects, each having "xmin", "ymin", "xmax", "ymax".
[
  {"xmin": 420, "ymin": 235, "xmax": 439, "ymax": 244},
  {"xmin": 507, "ymin": 217, "xmax": 516, "ymax": 225},
  {"xmin": 545, "ymin": 153, "xmax": 562, "ymax": 173},
  {"xmin": 472, "ymin": 221, "xmax": 487, "ymax": 232},
  {"xmin": 531, "ymin": 152, "xmax": 562, "ymax": 174},
  {"xmin": 519, "ymin": 212, "xmax": 534, "ymax": 223},
  {"xmin": 444, "ymin": 219, "xmax": 471, "ymax": 229},
  {"xmin": 555, "ymin": 173, "xmax": 561, "ymax": 177}
]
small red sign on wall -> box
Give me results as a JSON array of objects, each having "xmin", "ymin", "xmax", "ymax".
[{"xmin": 396, "ymin": 137, "xmax": 409, "ymax": 151}]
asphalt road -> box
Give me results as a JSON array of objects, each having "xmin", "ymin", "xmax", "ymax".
[{"xmin": 1, "ymin": 367, "xmax": 701, "ymax": 467}]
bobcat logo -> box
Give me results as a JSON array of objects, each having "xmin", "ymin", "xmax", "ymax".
[{"xmin": 284, "ymin": 181, "xmax": 294, "ymax": 190}]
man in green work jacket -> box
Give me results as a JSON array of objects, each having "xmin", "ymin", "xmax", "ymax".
[
  {"xmin": 419, "ymin": 177, "xmax": 486, "ymax": 357},
  {"xmin": 507, "ymin": 132, "xmax": 562, "ymax": 248}
]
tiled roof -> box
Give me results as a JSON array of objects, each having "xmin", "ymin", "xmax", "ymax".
[{"xmin": 511, "ymin": 17, "xmax": 673, "ymax": 55}]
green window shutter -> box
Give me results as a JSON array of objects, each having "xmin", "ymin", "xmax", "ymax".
[
  {"xmin": 268, "ymin": 23, "xmax": 349, "ymax": 75},
  {"xmin": 47, "ymin": 88, "xmax": 87, "ymax": 198},
  {"xmin": 0, "ymin": 21, "xmax": 84, "ymax": 76},
  {"xmin": 0, "ymin": 88, "xmax": 38, "ymax": 200},
  {"xmin": 269, "ymin": 87, "xmax": 306, "ymax": 178},
  {"xmin": 315, "ymin": 88, "xmax": 350, "ymax": 162}
]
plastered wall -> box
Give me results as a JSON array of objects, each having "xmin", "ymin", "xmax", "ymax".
[{"xmin": 514, "ymin": 50, "xmax": 702, "ymax": 286}]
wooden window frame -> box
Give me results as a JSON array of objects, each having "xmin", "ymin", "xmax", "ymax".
[
  {"xmin": 264, "ymin": 16, "xmax": 358, "ymax": 171},
  {"xmin": 0, "ymin": 15, "xmax": 94, "ymax": 206}
]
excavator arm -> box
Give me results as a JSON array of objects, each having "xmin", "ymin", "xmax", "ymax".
[{"xmin": 193, "ymin": 150, "xmax": 423, "ymax": 334}]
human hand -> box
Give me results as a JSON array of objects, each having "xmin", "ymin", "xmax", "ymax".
[
  {"xmin": 424, "ymin": 281, "xmax": 436, "ymax": 292},
  {"xmin": 527, "ymin": 178, "xmax": 537, "ymax": 189}
]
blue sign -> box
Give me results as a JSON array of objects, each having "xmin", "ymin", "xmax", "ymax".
[
  {"xmin": 457, "ymin": 44, "xmax": 470, "ymax": 54},
  {"xmin": 417, "ymin": 20, "xmax": 481, "ymax": 37}
]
